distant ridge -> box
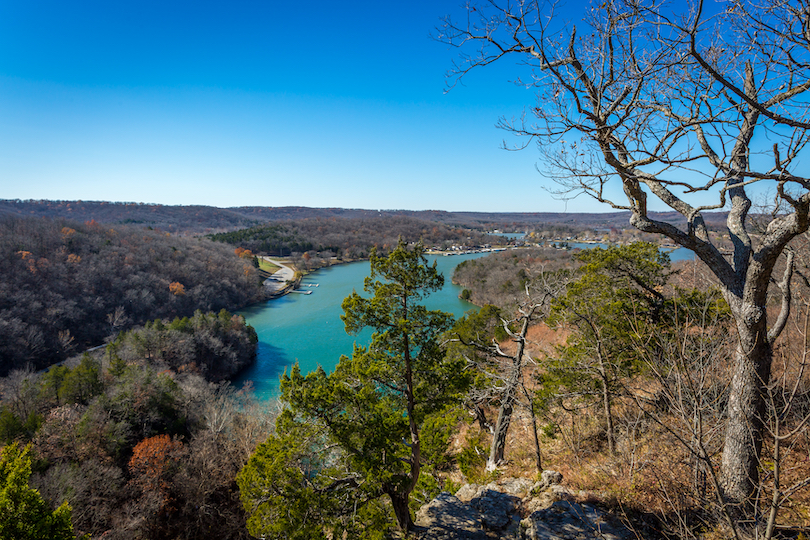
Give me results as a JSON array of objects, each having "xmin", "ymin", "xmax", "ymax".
[{"xmin": 0, "ymin": 199, "xmax": 729, "ymax": 234}]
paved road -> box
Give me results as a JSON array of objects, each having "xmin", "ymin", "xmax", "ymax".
[{"xmin": 261, "ymin": 258, "xmax": 295, "ymax": 294}]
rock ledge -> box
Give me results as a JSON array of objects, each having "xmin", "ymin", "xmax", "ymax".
[{"xmin": 415, "ymin": 471, "xmax": 633, "ymax": 540}]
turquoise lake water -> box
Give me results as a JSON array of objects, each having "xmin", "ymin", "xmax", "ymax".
[
  {"xmin": 234, "ymin": 252, "xmax": 489, "ymax": 400},
  {"xmin": 235, "ymin": 246, "xmax": 694, "ymax": 400}
]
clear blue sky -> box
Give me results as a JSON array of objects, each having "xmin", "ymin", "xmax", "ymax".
[{"xmin": 0, "ymin": 0, "xmax": 614, "ymax": 212}]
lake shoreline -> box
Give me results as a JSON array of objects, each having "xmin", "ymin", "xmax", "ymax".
[{"xmin": 234, "ymin": 251, "xmax": 489, "ymax": 400}]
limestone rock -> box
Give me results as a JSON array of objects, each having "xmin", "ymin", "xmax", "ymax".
[
  {"xmin": 495, "ymin": 477, "xmax": 535, "ymax": 497},
  {"xmin": 531, "ymin": 470, "xmax": 565, "ymax": 495},
  {"xmin": 456, "ymin": 477, "xmax": 534, "ymax": 502},
  {"xmin": 541, "ymin": 470, "xmax": 563, "ymax": 487},
  {"xmin": 454, "ymin": 483, "xmax": 481, "ymax": 502},
  {"xmin": 415, "ymin": 492, "xmax": 488, "ymax": 540},
  {"xmin": 524, "ymin": 490, "xmax": 561, "ymax": 514},
  {"xmin": 520, "ymin": 500, "xmax": 632, "ymax": 540},
  {"xmin": 470, "ymin": 489, "xmax": 520, "ymax": 530},
  {"xmin": 417, "ymin": 476, "xmax": 630, "ymax": 540}
]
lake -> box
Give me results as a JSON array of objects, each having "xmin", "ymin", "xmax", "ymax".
[
  {"xmin": 235, "ymin": 244, "xmax": 695, "ymax": 400},
  {"xmin": 234, "ymin": 252, "xmax": 489, "ymax": 400}
]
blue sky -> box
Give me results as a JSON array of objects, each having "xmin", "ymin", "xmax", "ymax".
[{"xmin": 0, "ymin": 1, "xmax": 620, "ymax": 212}]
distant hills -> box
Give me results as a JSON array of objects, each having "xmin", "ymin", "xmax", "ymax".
[{"xmin": 0, "ymin": 199, "xmax": 730, "ymax": 234}]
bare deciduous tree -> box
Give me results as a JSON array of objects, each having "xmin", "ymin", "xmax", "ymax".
[
  {"xmin": 439, "ymin": 0, "xmax": 810, "ymax": 525},
  {"xmin": 450, "ymin": 268, "xmax": 566, "ymax": 472}
]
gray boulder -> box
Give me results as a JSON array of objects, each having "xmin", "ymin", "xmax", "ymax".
[
  {"xmin": 495, "ymin": 477, "xmax": 535, "ymax": 497},
  {"xmin": 541, "ymin": 470, "xmax": 563, "ymax": 487},
  {"xmin": 415, "ymin": 492, "xmax": 489, "ymax": 540},
  {"xmin": 531, "ymin": 470, "xmax": 564, "ymax": 494},
  {"xmin": 454, "ymin": 483, "xmax": 481, "ymax": 502},
  {"xmin": 416, "ymin": 474, "xmax": 632, "ymax": 540},
  {"xmin": 520, "ymin": 500, "xmax": 632, "ymax": 540},
  {"xmin": 470, "ymin": 489, "xmax": 520, "ymax": 531}
]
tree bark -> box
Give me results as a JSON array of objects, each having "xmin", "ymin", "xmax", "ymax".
[
  {"xmin": 487, "ymin": 387, "xmax": 515, "ymax": 470},
  {"xmin": 601, "ymin": 369, "xmax": 616, "ymax": 455},
  {"xmin": 720, "ymin": 314, "xmax": 772, "ymax": 516},
  {"xmin": 525, "ymin": 386, "xmax": 543, "ymax": 473},
  {"xmin": 386, "ymin": 488, "xmax": 414, "ymax": 532},
  {"xmin": 473, "ymin": 403, "xmax": 489, "ymax": 432},
  {"xmin": 402, "ymin": 297, "xmax": 421, "ymax": 527},
  {"xmin": 486, "ymin": 316, "xmax": 530, "ymax": 470}
]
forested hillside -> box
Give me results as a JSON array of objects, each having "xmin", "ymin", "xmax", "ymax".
[
  {"xmin": 0, "ymin": 217, "xmax": 265, "ymax": 375},
  {"xmin": 207, "ymin": 215, "xmax": 496, "ymax": 258},
  {"xmin": 0, "ymin": 200, "xmax": 262, "ymax": 234},
  {"xmin": 0, "ymin": 199, "xmax": 731, "ymax": 236},
  {"xmin": 452, "ymin": 247, "xmax": 581, "ymax": 309},
  {"xmin": 0, "ymin": 331, "xmax": 272, "ymax": 539}
]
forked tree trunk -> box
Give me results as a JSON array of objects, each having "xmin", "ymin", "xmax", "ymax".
[{"xmin": 486, "ymin": 316, "xmax": 530, "ymax": 470}]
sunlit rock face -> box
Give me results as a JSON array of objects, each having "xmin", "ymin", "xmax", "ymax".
[{"xmin": 416, "ymin": 472, "xmax": 635, "ymax": 540}]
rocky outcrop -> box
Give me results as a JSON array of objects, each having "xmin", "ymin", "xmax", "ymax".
[
  {"xmin": 521, "ymin": 499, "xmax": 631, "ymax": 540},
  {"xmin": 415, "ymin": 471, "xmax": 634, "ymax": 540},
  {"xmin": 415, "ymin": 492, "xmax": 489, "ymax": 540}
]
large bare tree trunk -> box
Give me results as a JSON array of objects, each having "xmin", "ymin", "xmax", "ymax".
[{"xmin": 720, "ymin": 316, "xmax": 772, "ymax": 514}]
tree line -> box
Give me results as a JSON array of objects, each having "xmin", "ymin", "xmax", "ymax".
[
  {"xmin": 207, "ymin": 216, "xmax": 496, "ymax": 259},
  {"xmin": 452, "ymin": 247, "xmax": 580, "ymax": 309},
  {"xmin": 3, "ymin": 199, "xmax": 731, "ymax": 236},
  {"xmin": 0, "ymin": 216, "xmax": 266, "ymax": 375}
]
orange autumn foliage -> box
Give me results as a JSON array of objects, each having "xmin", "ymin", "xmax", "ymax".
[
  {"xmin": 234, "ymin": 247, "xmax": 254, "ymax": 259},
  {"xmin": 169, "ymin": 282, "xmax": 186, "ymax": 296},
  {"xmin": 129, "ymin": 434, "xmax": 184, "ymax": 505}
]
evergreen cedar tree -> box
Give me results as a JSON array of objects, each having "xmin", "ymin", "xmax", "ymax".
[
  {"xmin": 544, "ymin": 243, "xmax": 670, "ymax": 456},
  {"xmin": 0, "ymin": 443, "xmax": 79, "ymax": 540},
  {"xmin": 440, "ymin": 0, "xmax": 810, "ymax": 525},
  {"xmin": 238, "ymin": 240, "xmax": 469, "ymax": 536}
]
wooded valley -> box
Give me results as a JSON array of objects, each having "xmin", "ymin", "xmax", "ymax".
[{"xmin": 0, "ymin": 208, "xmax": 808, "ymax": 539}]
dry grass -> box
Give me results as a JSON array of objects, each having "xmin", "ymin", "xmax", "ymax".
[{"xmin": 441, "ymin": 312, "xmax": 810, "ymax": 538}]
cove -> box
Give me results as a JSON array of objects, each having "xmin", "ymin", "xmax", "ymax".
[{"xmin": 234, "ymin": 252, "xmax": 489, "ymax": 400}]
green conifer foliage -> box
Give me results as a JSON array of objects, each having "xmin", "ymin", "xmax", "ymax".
[
  {"xmin": 0, "ymin": 443, "xmax": 78, "ymax": 540},
  {"xmin": 238, "ymin": 240, "xmax": 469, "ymax": 536}
]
